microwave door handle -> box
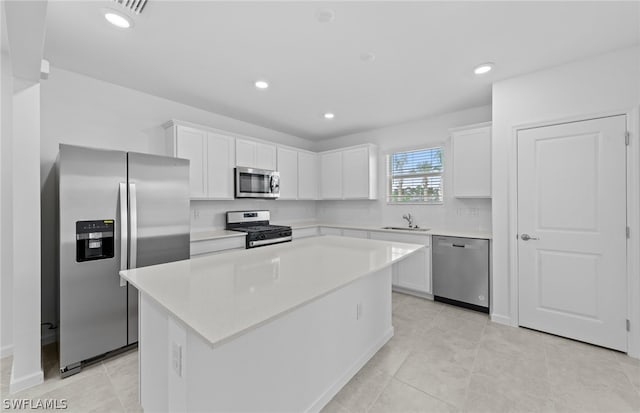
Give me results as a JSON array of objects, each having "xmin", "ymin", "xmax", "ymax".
[{"xmin": 119, "ymin": 183, "xmax": 128, "ymax": 287}]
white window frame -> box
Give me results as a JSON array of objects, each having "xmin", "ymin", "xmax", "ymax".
[{"xmin": 387, "ymin": 145, "xmax": 444, "ymax": 205}]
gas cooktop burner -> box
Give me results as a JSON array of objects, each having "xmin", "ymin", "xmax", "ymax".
[{"xmin": 225, "ymin": 211, "xmax": 292, "ymax": 249}]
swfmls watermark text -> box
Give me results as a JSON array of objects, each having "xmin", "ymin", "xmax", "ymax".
[{"xmin": 2, "ymin": 399, "xmax": 68, "ymax": 410}]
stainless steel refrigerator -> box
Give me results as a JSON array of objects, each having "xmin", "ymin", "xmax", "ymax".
[{"xmin": 57, "ymin": 144, "xmax": 190, "ymax": 377}]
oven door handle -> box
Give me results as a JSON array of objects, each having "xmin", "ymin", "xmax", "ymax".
[{"xmin": 249, "ymin": 236, "xmax": 291, "ymax": 248}]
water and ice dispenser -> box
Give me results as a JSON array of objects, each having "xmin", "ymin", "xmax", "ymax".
[{"xmin": 76, "ymin": 220, "xmax": 115, "ymax": 262}]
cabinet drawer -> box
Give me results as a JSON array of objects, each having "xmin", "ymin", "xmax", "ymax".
[
  {"xmin": 369, "ymin": 231, "xmax": 430, "ymax": 247},
  {"xmin": 190, "ymin": 236, "xmax": 245, "ymax": 257}
]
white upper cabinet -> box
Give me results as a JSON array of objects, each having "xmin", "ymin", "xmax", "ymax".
[
  {"xmin": 343, "ymin": 146, "xmax": 375, "ymax": 199},
  {"xmin": 277, "ymin": 146, "xmax": 299, "ymax": 200},
  {"xmin": 173, "ymin": 125, "xmax": 207, "ymax": 198},
  {"xmin": 165, "ymin": 121, "xmax": 235, "ymax": 200},
  {"xmin": 319, "ymin": 144, "xmax": 377, "ymax": 200},
  {"xmin": 206, "ymin": 132, "xmax": 235, "ymax": 199},
  {"xmin": 451, "ymin": 123, "xmax": 491, "ymax": 198},
  {"xmin": 298, "ymin": 151, "xmax": 318, "ymax": 200},
  {"xmin": 236, "ymin": 138, "xmax": 277, "ymax": 171},
  {"xmin": 320, "ymin": 151, "xmax": 343, "ymax": 200}
]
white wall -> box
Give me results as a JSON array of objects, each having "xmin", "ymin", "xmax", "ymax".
[
  {"xmin": 11, "ymin": 81, "xmax": 44, "ymax": 392},
  {"xmin": 39, "ymin": 67, "xmax": 317, "ymax": 333},
  {"xmin": 491, "ymin": 46, "xmax": 640, "ymax": 327},
  {"xmin": 1, "ymin": 52, "xmax": 14, "ymax": 357},
  {"xmin": 313, "ymin": 106, "xmax": 492, "ymax": 231}
]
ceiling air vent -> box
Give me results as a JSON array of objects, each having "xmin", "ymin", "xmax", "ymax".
[{"xmin": 112, "ymin": 0, "xmax": 148, "ymax": 15}]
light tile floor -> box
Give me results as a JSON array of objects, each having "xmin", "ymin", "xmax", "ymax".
[{"xmin": 1, "ymin": 292, "xmax": 639, "ymax": 412}]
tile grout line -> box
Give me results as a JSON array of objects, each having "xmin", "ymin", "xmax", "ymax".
[
  {"xmin": 391, "ymin": 375, "xmax": 459, "ymax": 411},
  {"xmin": 101, "ymin": 360, "xmax": 128, "ymax": 413}
]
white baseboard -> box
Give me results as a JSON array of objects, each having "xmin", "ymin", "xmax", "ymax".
[
  {"xmin": 1, "ymin": 344, "xmax": 13, "ymax": 359},
  {"xmin": 392, "ymin": 286, "xmax": 434, "ymax": 300},
  {"xmin": 490, "ymin": 313, "xmax": 513, "ymax": 326},
  {"xmin": 307, "ymin": 327, "xmax": 394, "ymax": 413},
  {"xmin": 9, "ymin": 367, "xmax": 44, "ymax": 394}
]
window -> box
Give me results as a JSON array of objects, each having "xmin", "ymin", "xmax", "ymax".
[{"xmin": 388, "ymin": 146, "xmax": 443, "ymax": 204}]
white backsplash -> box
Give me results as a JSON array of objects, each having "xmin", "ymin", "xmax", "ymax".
[
  {"xmin": 190, "ymin": 200, "xmax": 317, "ymax": 231},
  {"xmin": 316, "ymin": 198, "xmax": 491, "ymax": 232}
]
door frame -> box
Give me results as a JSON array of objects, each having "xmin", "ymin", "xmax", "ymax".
[{"xmin": 507, "ymin": 107, "xmax": 640, "ymax": 358}]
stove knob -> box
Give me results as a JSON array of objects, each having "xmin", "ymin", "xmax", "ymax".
[{"xmin": 258, "ymin": 233, "xmax": 266, "ymax": 240}]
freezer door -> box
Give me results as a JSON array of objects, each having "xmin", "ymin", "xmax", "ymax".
[
  {"xmin": 127, "ymin": 152, "xmax": 190, "ymax": 343},
  {"xmin": 58, "ymin": 145, "xmax": 128, "ymax": 372}
]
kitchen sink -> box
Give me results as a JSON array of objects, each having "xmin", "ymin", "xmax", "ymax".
[{"xmin": 381, "ymin": 226, "xmax": 430, "ymax": 232}]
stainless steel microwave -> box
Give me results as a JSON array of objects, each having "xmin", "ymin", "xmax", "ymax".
[{"xmin": 235, "ymin": 167, "xmax": 280, "ymax": 199}]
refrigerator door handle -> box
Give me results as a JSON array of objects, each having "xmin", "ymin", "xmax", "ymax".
[
  {"xmin": 119, "ymin": 182, "xmax": 128, "ymax": 287},
  {"xmin": 129, "ymin": 182, "xmax": 138, "ymax": 269}
]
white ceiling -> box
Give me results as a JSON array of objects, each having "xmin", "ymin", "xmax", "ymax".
[{"xmin": 43, "ymin": 1, "xmax": 639, "ymax": 140}]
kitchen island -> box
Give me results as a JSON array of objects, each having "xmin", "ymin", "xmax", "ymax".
[{"xmin": 119, "ymin": 235, "xmax": 423, "ymax": 412}]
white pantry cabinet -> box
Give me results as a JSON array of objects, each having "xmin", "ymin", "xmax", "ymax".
[
  {"xmin": 451, "ymin": 123, "xmax": 491, "ymax": 198},
  {"xmin": 164, "ymin": 122, "xmax": 235, "ymax": 200},
  {"xmin": 369, "ymin": 231, "xmax": 431, "ymax": 295},
  {"xmin": 319, "ymin": 144, "xmax": 377, "ymax": 200},
  {"xmin": 277, "ymin": 146, "xmax": 299, "ymax": 200},
  {"xmin": 236, "ymin": 138, "xmax": 277, "ymax": 171}
]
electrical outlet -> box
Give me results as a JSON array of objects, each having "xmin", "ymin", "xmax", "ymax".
[
  {"xmin": 172, "ymin": 342, "xmax": 182, "ymax": 377},
  {"xmin": 193, "ymin": 208, "xmax": 200, "ymax": 220}
]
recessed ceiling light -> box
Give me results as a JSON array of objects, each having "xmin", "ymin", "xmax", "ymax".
[
  {"xmin": 254, "ymin": 80, "xmax": 269, "ymax": 90},
  {"xmin": 315, "ymin": 8, "xmax": 335, "ymax": 23},
  {"xmin": 324, "ymin": 112, "xmax": 335, "ymax": 120},
  {"xmin": 474, "ymin": 63, "xmax": 494, "ymax": 75},
  {"xmin": 103, "ymin": 9, "xmax": 133, "ymax": 29}
]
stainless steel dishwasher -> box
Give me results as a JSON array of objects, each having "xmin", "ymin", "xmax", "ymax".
[{"xmin": 432, "ymin": 236, "xmax": 490, "ymax": 313}]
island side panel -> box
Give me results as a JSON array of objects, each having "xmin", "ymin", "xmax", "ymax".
[
  {"xmin": 138, "ymin": 266, "xmax": 393, "ymax": 412},
  {"xmin": 185, "ymin": 266, "xmax": 392, "ymax": 413},
  {"xmin": 139, "ymin": 293, "xmax": 169, "ymax": 412}
]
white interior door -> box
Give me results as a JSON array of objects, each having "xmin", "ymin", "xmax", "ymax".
[{"xmin": 517, "ymin": 115, "xmax": 627, "ymax": 351}]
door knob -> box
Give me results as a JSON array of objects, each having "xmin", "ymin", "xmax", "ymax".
[{"xmin": 520, "ymin": 233, "xmax": 539, "ymax": 241}]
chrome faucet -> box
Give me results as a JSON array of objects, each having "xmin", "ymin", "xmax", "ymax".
[{"xmin": 402, "ymin": 213, "xmax": 414, "ymax": 228}]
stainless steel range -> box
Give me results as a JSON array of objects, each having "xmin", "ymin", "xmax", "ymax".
[{"xmin": 226, "ymin": 210, "xmax": 292, "ymax": 249}]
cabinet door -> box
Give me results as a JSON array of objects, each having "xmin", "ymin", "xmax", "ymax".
[
  {"xmin": 277, "ymin": 147, "xmax": 298, "ymax": 200},
  {"xmin": 298, "ymin": 151, "xmax": 318, "ymax": 200},
  {"xmin": 255, "ymin": 142, "xmax": 277, "ymax": 170},
  {"xmin": 235, "ymin": 139, "xmax": 256, "ymax": 168},
  {"xmin": 452, "ymin": 126, "xmax": 491, "ymax": 197},
  {"xmin": 369, "ymin": 231, "xmax": 430, "ymax": 293},
  {"xmin": 207, "ymin": 133, "xmax": 235, "ymax": 199},
  {"xmin": 320, "ymin": 227, "xmax": 343, "ymax": 236},
  {"xmin": 320, "ymin": 151, "xmax": 343, "ymax": 199},
  {"xmin": 342, "ymin": 147, "xmax": 370, "ymax": 199},
  {"xmin": 175, "ymin": 126, "xmax": 206, "ymax": 198},
  {"xmin": 397, "ymin": 247, "xmax": 431, "ymax": 293}
]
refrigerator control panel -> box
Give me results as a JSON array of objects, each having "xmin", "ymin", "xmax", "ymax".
[{"xmin": 76, "ymin": 220, "xmax": 115, "ymax": 262}]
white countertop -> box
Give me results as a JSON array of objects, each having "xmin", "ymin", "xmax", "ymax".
[
  {"xmin": 190, "ymin": 222, "xmax": 491, "ymax": 242},
  {"xmin": 277, "ymin": 221, "xmax": 492, "ymax": 240},
  {"xmin": 120, "ymin": 236, "xmax": 423, "ymax": 347}
]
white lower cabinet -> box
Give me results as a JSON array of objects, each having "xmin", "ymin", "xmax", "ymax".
[
  {"xmin": 342, "ymin": 229, "xmax": 369, "ymax": 239},
  {"xmin": 292, "ymin": 227, "xmax": 319, "ymax": 239},
  {"xmin": 369, "ymin": 231, "xmax": 431, "ymax": 295},
  {"xmin": 320, "ymin": 227, "xmax": 343, "ymax": 236}
]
